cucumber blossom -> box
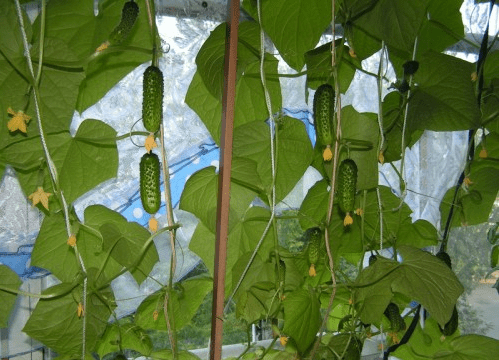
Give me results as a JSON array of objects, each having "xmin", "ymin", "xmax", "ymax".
[
  {"xmin": 383, "ymin": 302, "xmax": 406, "ymax": 332},
  {"xmin": 142, "ymin": 65, "xmax": 164, "ymax": 133},
  {"xmin": 140, "ymin": 152, "xmax": 161, "ymax": 214},
  {"xmin": 109, "ymin": 1, "xmax": 139, "ymax": 45},
  {"xmin": 306, "ymin": 227, "xmax": 322, "ymax": 276},
  {"xmin": 338, "ymin": 159, "xmax": 357, "ymax": 226},
  {"xmin": 313, "ymin": 84, "xmax": 335, "ymax": 161}
]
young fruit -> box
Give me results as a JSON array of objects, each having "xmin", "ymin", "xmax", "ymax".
[
  {"xmin": 313, "ymin": 84, "xmax": 335, "ymax": 161},
  {"xmin": 109, "ymin": 0, "xmax": 139, "ymax": 45},
  {"xmin": 306, "ymin": 227, "xmax": 322, "ymax": 276},
  {"xmin": 384, "ymin": 302, "xmax": 406, "ymax": 332},
  {"xmin": 142, "ymin": 65, "xmax": 164, "ymax": 133},
  {"xmin": 436, "ymin": 251, "xmax": 452, "ymax": 269},
  {"xmin": 140, "ymin": 152, "xmax": 161, "ymax": 214},
  {"xmin": 439, "ymin": 306, "xmax": 459, "ymax": 336},
  {"xmin": 337, "ymin": 159, "xmax": 358, "ymax": 226}
]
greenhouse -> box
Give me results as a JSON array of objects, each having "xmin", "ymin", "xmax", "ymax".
[{"xmin": 1, "ymin": 0, "xmax": 499, "ymax": 359}]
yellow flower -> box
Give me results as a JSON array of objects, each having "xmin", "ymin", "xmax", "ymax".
[
  {"xmin": 153, "ymin": 310, "xmax": 159, "ymax": 321},
  {"xmin": 471, "ymin": 72, "xmax": 478, "ymax": 82},
  {"xmin": 7, "ymin": 107, "xmax": 31, "ymax": 133},
  {"xmin": 149, "ymin": 217, "xmax": 158, "ymax": 233},
  {"xmin": 378, "ymin": 151, "xmax": 385, "ymax": 164},
  {"xmin": 349, "ymin": 47, "xmax": 357, "ymax": 58},
  {"xmin": 479, "ymin": 148, "xmax": 488, "ymax": 159},
  {"xmin": 28, "ymin": 187, "xmax": 52, "ymax": 210},
  {"xmin": 463, "ymin": 177, "xmax": 473, "ymax": 187},
  {"xmin": 279, "ymin": 336, "xmax": 288, "ymax": 346},
  {"xmin": 95, "ymin": 41, "xmax": 110, "ymax": 52},
  {"xmin": 308, "ymin": 264, "xmax": 316, "ymax": 277},
  {"xmin": 67, "ymin": 234, "xmax": 77, "ymax": 247},
  {"xmin": 355, "ymin": 208, "xmax": 363, "ymax": 216},
  {"xmin": 77, "ymin": 302, "xmax": 84, "ymax": 317},
  {"xmin": 145, "ymin": 134, "xmax": 158, "ymax": 153},
  {"xmin": 322, "ymin": 145, "xmax": 333, "ymax": 161},
  {"xmin": 343, "ymin": 212, "xmax": 353, "ymax": 226}
]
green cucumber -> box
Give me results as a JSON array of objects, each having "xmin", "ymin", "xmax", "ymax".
[
  {"xmin": 140, "ymin": 152, "xmax": 161, "ymax": 214},
  {"xmin": 142, "ymin": 65, "xmax": 164, "ymax": 133},
  {"xmin": 439, "ymin": 306, "xmax": 459, "ymax": 336},
  {"xmin": 338, "ymin": 159, "xmax": 357, "ymax": 226},
  {"xmin": 384, "ymin": 302, "xmax": 406, "ymax": 332},
  {"xmin": 313, "ymin": 84, "xmax": 335, "ymax": 161},
  {"xmin": 306, "ymin": 227, "xmax": 322, "ymax": 276},
  {"xmin": 109, "ymin": 1, "xmax": 139, "ymax": 45}
]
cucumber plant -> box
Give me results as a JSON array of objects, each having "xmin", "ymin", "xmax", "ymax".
[{"xmin": 1, "ymin": 0, "xmax": 499, "ymax": 360}]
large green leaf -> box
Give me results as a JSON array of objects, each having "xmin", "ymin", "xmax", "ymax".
[
  {"xmin": 0, "ymin": 265, "xmax": 22, "ymax": 328},
  {"xmin": 189, "ymin": 206, "xmax": 276, "ymax": 295},
  {"xmin": 282, "ymin": 287, "xmax": 322, "ymax": 353},
  {"xmin": 304, "ymin": 41, "xmax": 360, "ymax": 93},
  {"xmin": 242, "ymin": 0, "xmax": 332, "ymax": 71},
  {"xmin": 31, "ymin": 212, "xmax": 80, "ymax": 283},
  {"xmin": 179, "ymin": 165, "xmax": 258, "ymax": 232},
  {"xmin": 231, "ymin": 254, "xmax": 279, "ymax": 323},
  {"xmin": 96, "ymin": 323, "xmax": 153, "ymax": 357},
  {"xmin": 353, "ymin": 246, "xmax": 464, "ymax": 327},
  {"xmin": 23, "ymin": 283, "xmax": 115, "ymax": 357},
  {"xmin": 32, "ymin": 0, "xmax": 152, "ymax": 113},
  {"xmin": 134, "ymin": 275, "xmax": 213, "ymax": 331},
  {"xmin": 0, "ymin": 1, "xmax": 31, "ymax": 79},
  {"xmin": 59, "ymin": 119, "xmax": 118, "ymax": 203},
  {"xmin": 352, "ymin": 0, "xmax": 430, "ymax": 56},
  {"xmin": 0, "ymin": 132, "xmax": 71, "ymax": 211},
  {"xmin": 185, "ymin": 58, "xmax": 282, "ymax": 145},
  {"xmin": 232, "ymin": 117, "xmax": 313, "ymax": 203},
  {"xmin": 432, "ymin": 335, "xmax": 499, "ymax": 360},
  {"xmin": 195, "ymin": 21, "xmax": 260, "ymax": 100},
  {"xmin": 408, "ymin": 51, "xmax": 480, "ymax": 131},
  {"xmin": 84, "ymin": 205, "xmax": 159, "ymax": 285},
  {"xmin": 299, "ymin": 179, "xmax": 329, "ymax": 230}
]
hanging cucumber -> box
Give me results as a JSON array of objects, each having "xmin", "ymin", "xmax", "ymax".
[
  {"xmin": 384, "ymin": 302, "xmax": 406, "ymax": 332},
  {"xmin": 313, "ymin": 84, "xmax": 335, "ymax": 161},
  {"xmin": 140, "ymin": 152, "xmax": 161, "ymax": 214},
  {"xmin": 142, "ymin": 65, "xmax": 164, "ymax": 133},
  {"xmin": 306, "ymin": 227, "xmax": 322, "ymax": 276},
  {"xmin": 108, "ymin": 0, "xmax": 139, "ymax": 46},
  {"xmin": 337, "ymin": 159, "xmax": 357, "ymax": 226}
]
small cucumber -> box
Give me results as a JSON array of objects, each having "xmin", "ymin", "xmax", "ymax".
[
  {"xmin": 109, "ymin": 1, "xmax": 139, "ymax": 45},
  {"xmin": 338, "ymin": 159, "xmax": 357, "ymax": 226},
  {"xmin": 140, "ymin": 152, "xmax": 161, "ymax": 214},
  {"xmin": 439, "ymin": 306, "xmax": 459, "ymax": 336},
  {"xmin": 313, "ymin": 84, "xmax": 335, "ymax": 161},
  {"xmin": 306, "ymin": 227, "xmax": 322, "ymax": 276},
  {"xmin": 384, "ymin": 302, "xmax": 406, "ymax": 332}
]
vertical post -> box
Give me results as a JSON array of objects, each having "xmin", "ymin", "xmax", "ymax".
[{"xmin": 209, "ymin": 0, "xmax": 240, "ymax": 359}]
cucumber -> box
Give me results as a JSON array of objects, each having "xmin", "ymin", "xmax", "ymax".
[
  {"xmin": 337, "ymin": 159, "xmax": 357, "ymax": 226},
  {"xmin": 384, "ymin": 302, "xmax": 406, "ymax": 332},
  {"xmin": 140, "ymin": 152, "xmax": 161, "ymax": 214},
  {"xmin": 436, "ymin": 251, "xmax": 452, "ymax": 269},
  {"xmin": 306, "ymin": 227, "xmax": 322, "ymax": 276},
  {"xmin": 313, "ymin": 84, "xmax": 335, "ymax": 161},
  {"xmin": 439, "ymin": 306, "xmax": 459, "ymax": 336},
  {"xmin": 142, "ymin": 65, "xmax": 164, "ymax": 133},
  {"xmin": 109, "ymin": 1, "xmax": 139, "ymax": 45}
]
